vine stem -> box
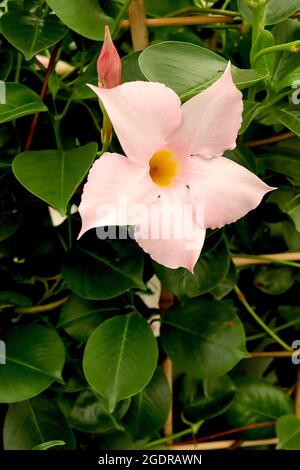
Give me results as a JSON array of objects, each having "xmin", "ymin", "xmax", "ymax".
[
  {"xmin": 24, "ymin": 44, "xmax": 60, "ymax": 151},
  {"xmin": 244, "ymin": 131, "xmax": 294, "ymax": 148},
  {"xmin": 253, "ymin": 40, "xmax": 300, "ymax": 66},
  {"xmin": 234, "ymin": 286, "xmax": 293, "ymax": 352},
  {"xmin": 233, "ymin": 251, "xmax": 300, "ymax": 267},
  {"xmin": 15, "ymin": 295, "xmax": 69, "ymax": 314}
]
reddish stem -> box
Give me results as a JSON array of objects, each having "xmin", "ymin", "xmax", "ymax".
[{"xmin": 23, "ymin": 45, "xmax": 60, "ymax": 151}]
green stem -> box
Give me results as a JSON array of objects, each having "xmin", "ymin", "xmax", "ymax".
[
  {"xmin": 67, "ymin": 206, "xmax": 72, "ymax": 250},
  {"xmin": 144, "ymin": 424, "xmax": 200, "ymax": 449},
  {"xmin": 14, "ymin": 52, "xmax": 22, "ymax": 83},
  {"xmin": 193, "ymin": 5, "xmax": 239, "ymax": 16},
  {"xmin": 247, "ymin": 317, "xmax": 300, "ymax": 342},
  {"xmin": 234, "ymin": 285, "xmax": 293, "ymax": 351},
  {"xmin": 51, "ymin": 117, "xmax": 63, "ymax": 151},
  {"xmin": 253, "ymin": 40, "xmax": 300, "ymax": 66},
  {"xmin": 112, "ymin": 0, "xmax": 133, "ymax": 35},
  {"xmin": 221, "ymin": 0, "xmax": 233, "ymax": 9},
  {"xmin": 57, "ymin": 93, "xmax": 73, "ymax": 120}
]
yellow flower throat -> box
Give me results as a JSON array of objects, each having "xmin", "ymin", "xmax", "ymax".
[{"xmin": 149, "ymin": 149, "xmax": 178, "ymax": 187}]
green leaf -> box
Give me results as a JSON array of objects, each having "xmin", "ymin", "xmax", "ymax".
[
  {"xmin": 83, "ymin": 313, "xmax": 158, "ymax": 412},
  {"xmin": 272, "ymin": 19, "xmax": 300, "ymax": 90},
  {"xmin": 0, "ymin": 83, "xmax": 47, "ymax": 124},
  {"xmin": 226, "ymin": 377, "xmax": 293, "ymax": 438},
  {"xmin": 122, "ymin": 52, "xmax": 146, "ymax": 83},
  {"xmin": 210, "ymin": 262, "xmax": 238, "ymax": 300},
  {"xmin": 180, "ymin": 374, "xmax": 236, "ymax": 421},
  {"xmin": 258, "ymin": 152, "xmax": 300, "ymax": 185},
  {"xmin": 254, "ymin": 266, "xmax": 295, "ymax": 295},
  {"xmin": 62, "ymin": 240, "xmax": 145, "ymax": 300},
  {"xmin": 13, "ymin": 142, "xmax": 98, "ymax": 215},
  {"xmin": 58, "ymin": 294, "xmax": 121, "ymax": 343},
  {"xmin": 268, "ymin": 186, "xmax": 300, "ymax": 231},
  {"xmin": 0, "ymin": 2, "xmax": 67, "ymax": 61},
  {"xmin": 278, "ymin": 305, "xmax": 300, "ymax": 330},
  {"xmin": 57, "ymin": 389, "xmax": 129, "ymax": 434},
  {"xmin": 0, "ymin": 325, "xmax": 65, "ymax": 403},
  {"xmin": 224, "ymin": 145, "xmax": 257, "ymax": 172},
  {"xmin": 154, "ymin": 231, "xmax": 230, "ymax": 299},
  {"xmin": 160, "ymin": 298, "xmax": 248, "ymax": 379},
  {"xmin": 272, "ymin": 106, "xmax": 300, "ymax": 137},
  {"xmin": 238, "ymin": 0, "xmax": 300, "ymax": 25},
  {"xmin": 139, "ymin": 42, "xmax": 268, "ymax": 99},
  {"xmin": 3, "ymin": 396, "xmax": 75, "ymax": 450},
  {"xmin": 124, "ymin": 368, "xmax": 171, "ymax": 439},
  {"xmin": 276, "ymin": 415, "xmax": 300, "ymax": 449},
  {"xmin": 45, "ymin": 0, "xmax": 114, "ymax": 40},
  {"xmin": 0, "ymin": 210, "xmax": 21, "ymax": 241},
  {"xmin": 0, "ymin": 50, "xmax": 13, "ymax": 81},
  {"xmin": 0, "ymin": 291, "xmax": 32, "ymax": 311},
  {"xmin": 239, "ymin": 101, "xmax": 262, "ymax": 134},
  {"xmin": 251, "ymin": 30, "xmax": 275, "ymax": 72}
]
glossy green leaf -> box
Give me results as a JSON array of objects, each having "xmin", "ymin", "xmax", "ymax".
[
  {"xmin": 3, "ymin": 396, "xmax": 75, "ymax": 450},
  {"xmin": 268, "ymin": 186, "xmax": 300, "ymax": 231},
  {"xmin": 276, "ymin": 415, "xmax": 300, "ymax": 449},
  {"xmin": 139, "ymin": 42, "xmax": 268, "ymax": 99},
  {"xmin": 0, "ymin": 291, "xmax": 32, "ymax": 310},
  {"xmin": 57, "ymin": 389, "xmax": 129, "ymax": 434},
  {"xmin": 154, "ymin": 231, "xmax": 230, "ymax": 299},
  {"xmin": 0, "ymin": 325, "xmax": 65, "ymax": 403},
  {"xmin": 58, "ymin": 294, "xmax": 121, "ymax": 342},
  {"xmin": 239, "ymin": 101, "xmax": 262, "ymax": 134},
  {"xmin": 272, "ymin": 106, "xmax": 300, "ymax": 137},
  {"xmin": 13, "ymin": 142, "xmax": 98, "ymax": 215},
  {"xmin": 161, "ymin": 298, "xmax": 248, "ymax": 379},
  {"xmin": 124, "ymin": 368, "xmax": 170, "ymax": 439},
  {"xmin": 238, "ymin": 0, "xmax": 300, "ymax": 25},
  {"xmin": 45, "ymin": 0, "xmax": 114, "ymax": 40},
  {"xmin": 62, "ymin": 240, "xmax": 145, "ymax": 300},
  {"xmin": 122, "ymin": 52, "xmax": 146, "ymax": 83},
  {"xmin": 180, "ymin": 374, "xmax": 236, "ymax": 421},
  {"xmin": 258, "ymin": 152, "xmax": 300, "ymax": 186},
  {"xmin": 272, "ymin": 19, "xmax": 300, "ymax": 90},
  {"xmin": 254, "ymin": 266, "xmax": 295, "ymax": 295},
  {"xmin": 210, "ymin": 262, "xmax": 238, "ymax": 300},
  {"xmin": 0, "ymin": 83, "xmax": 47, "ymax": 123},
  {"xmin": 83, "ymin": 313, "xmax": 158, "ymax": 411},
  {"xmin": 0, "ymin": 2, "xmax": 67, "ymax": 60},
  {"xmin": 226, "ymin": 377, "xmax": 293, "ymax": 438},
  {"xmin": 278, "ymin": 305, "xmax": 300, "ymax": 330},
  {"xmin": 0, "ymin": 50, "xmax": 13, "ymax": 81}
]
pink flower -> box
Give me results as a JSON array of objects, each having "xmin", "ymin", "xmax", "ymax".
[
  {"xmin": 78, "ymin": 64, "xmax": 273, "ymax": 271},
  {"xmin": 97, "ymin": 25, "xmax": 121, "ymax": 88}
]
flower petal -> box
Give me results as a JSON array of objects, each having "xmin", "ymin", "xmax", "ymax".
[
  {"xmin": 87, "ymin": 82, "xmax": 182, "ymax": 165},
  {"xmin": 78, "ymin": 152, "xmax": 156, "ymax": 237},
  {"xmin": 134, "ymin": 189, "xmax": 206, "ymax": 271},
  {"xmin": 167, "ymin": 63, "xmax": 243, "ymax": 158},
  {"xmin": 187, "ymin": 155, "xmax": 274, "ymax": 229}
]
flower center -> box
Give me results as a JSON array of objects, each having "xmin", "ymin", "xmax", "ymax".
[{"xmin": 149, "ymin": 149, "xmax": 179, "ymax": 187}]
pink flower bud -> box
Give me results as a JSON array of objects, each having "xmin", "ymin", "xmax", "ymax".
[{"xmin": 97, "ymin": 25, "xmax": 121, "ymax": 88}]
